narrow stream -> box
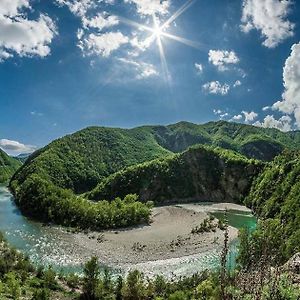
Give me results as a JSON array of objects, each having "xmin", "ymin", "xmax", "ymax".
[{"xmin": 0, "ymin": 186, "xmax": 256, "ymax": 277}]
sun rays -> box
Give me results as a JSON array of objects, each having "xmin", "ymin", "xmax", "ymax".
[{"xmin": 119, "ymin": 0, "xmax": 199, "ymax": 82}]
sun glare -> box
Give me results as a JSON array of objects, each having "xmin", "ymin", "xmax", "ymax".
[{"xmin": 120, "ymin": 0, "xmax": 198, "ymax": 82}]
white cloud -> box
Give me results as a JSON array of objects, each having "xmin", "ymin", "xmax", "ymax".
[
  {"xmin": 231, "ymin": 114, "xmax": 243, "ymax": 121},
  {"xmin": 0, "ymin": 0, "xmax": 30, "ymax": 16},
  {"xmin": 118, "ymin": 57, "xmax": 158, "ymax": 79},
  {"xmin": 242, "ymin": 110, "xmax": 258, "ymax": 122},
  {"xmin": 220, "ymin": 112, "xmax": 229, "ymax": 118},
  {"xmin": 30, "ymin": 111, "xmax": 44, "ymax": 117},
  {"xmin": 262, "ymin": 105, "xmax": 271, "ymax": 111},
  {"xmin": 253, "ymin": 115, "xmax": 292, "ymax": 132},
  {"xmin": 194, "ymin": 63, "xmax": 203, "ymax": 74},
  {"xmin": 124, "ymin": 0, "xmax": 170, "ymax": 16},
  {"xmin": 82, "ymin": 31, "xmax": 129, "ymax": 57},
  {"xmin": 213, "ymin": 109, "xmax": 223, "ymax": 115},
  {"xmin": 272, "ymin": 42, "xmax": 300, "ymax": 127},
  {"xmin": 83, "ymin": 12, "xmax": 119, "ymax": 30},
  {"xmin": 208, "ymin": 50, "xmax": 239, "ymax": 71},
  {"xmin": 0, "ymin": 1, "xmax": 57, "ymax": 61},
  {"xmin": 56, "ymin": 0, "xmax": 95, "ymax": 17},
  {"xmin": 241, "ymin": 0, "xmax": 294, "ymax": 48},
  {"xmin": 233, "ymin": 80, "xmax": 242, "ymax": 88},
  {"xmin": 203, "ymin": 81, "xmax": 230, "ymax": 95},
  {"xmin": 0, "ymin": 139, "xmax": 36, "ymax": 154}
]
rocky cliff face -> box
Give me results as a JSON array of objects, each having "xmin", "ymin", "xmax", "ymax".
[{"xmin": 88, "ymin": 146, "xmax": 263, "ymax": 205}]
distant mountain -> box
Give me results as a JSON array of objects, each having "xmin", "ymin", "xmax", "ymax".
[
  {"xmin": 0, "ymin": 149, "xmax": 21, "ymax": 184},
  {"xmin": 9, "ymin": 120, "xmax": 300, "ymax": 229},
  {"xmin": 14, "ymin": 153, "xmax": 32, "ymax": 163}
]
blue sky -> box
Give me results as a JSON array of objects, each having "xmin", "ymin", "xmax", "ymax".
[{"xmin": 1, "ymin": 0, "xmax": 300, "ymax": 154}]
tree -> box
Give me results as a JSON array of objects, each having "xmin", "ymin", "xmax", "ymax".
[
  {"xmin": 82, "ymin": 257, "xmax": 100, "ymax": 300},
  {"xmin": 121, "ymin": 270, "xmax": 147, "ymax": 300}
]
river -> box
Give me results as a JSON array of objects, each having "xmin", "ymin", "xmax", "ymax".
[{"xmin": 0, "ymin": 186, "xmax": 256, "ymax": 278}]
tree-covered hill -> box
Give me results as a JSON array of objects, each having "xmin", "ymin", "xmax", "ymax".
[
  {"xmin": 9, "ymin": 120, "xmax": 300, "ymax": 230},
  {"xmin": 10, "ymin": 121, "xmax": 300, "ymax": 196},
  {"xmin": 152, "ymin": 121, "xmax": 300, "ymax": 160},
  {"xmin": 88, "ymin": 145, "xmax": 263, "ymax": 204},
  {"xmin": 0, "ymin": 149, "xmax": 21, "ymax": 184},
  {"xmin": 11, "ymin": 126, "xmax": 172, "ymax": 194},
  {"xmin": 245, "ymin": 150, "xmax": 300, "ymax": 262}
]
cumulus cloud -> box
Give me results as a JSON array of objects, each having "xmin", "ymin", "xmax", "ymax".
[
  {"xmin": 231, "ymin": 114, "xmax": 243, "ymax": 121},
  {"xmin": 0, "ymin": 139, "xmax": 36, "ymax": 154},
  {"xmin": 0, "ymin": 0, "xmax": 57, "ymax": 61},
  {"xmin": 213, "ymin": 109, "xmax": 223, "ymax": 115},
  {"xmin": 203, "ymin": 81, "xmax": 230, "ymax": 95},
  {"xmin": 118, "ymin": 57, "xmax": 158, "ymax": 79},
  {"xmin": 124, "ymin": 0, "xmax": 170, "ymax": 16},
  {"xmin": 56, "ymin": 0, "xmax": 95, "ymax": 17},
  {"xmin": 253, "ymin": 115, "xmax": 292, "ymax": 132},
  {"xmin": 233, "ymin": 80, "xmax": 242, "ymax": 88},
  {"xmin": 271, "ymin": 42, "xmax": 300, "ymax": 127},
  {"xmin": 208, "ymin": 50, "xmax": 239, "ymax": 71},
  {"xmin": 81, "ymin": 32, "xmax": 129, "ymax": 57},
  {"xmin": 194, "ymin": 63, "xmax": 203, "ymax": 74},
  {"xmin": 241, "ymin": 0, "xmax": 294, "ymax": 48},
  {"xmin": 242, "ymin": 110, "xmax": 258, "ymax": 122},
  {"xmin": 213, "ymin": 109, "xmax": 230, "ymax": 119},
  {"xmin": 82, "ymin": 12, "xmax": 119, "ymax": 30},
  {"xmin": 262, "ymin": 106, "xmax": 271, "ymax": 111}
]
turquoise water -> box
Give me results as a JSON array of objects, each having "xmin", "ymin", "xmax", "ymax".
[
  {"xmin": 211, "ymin": 209, "xmax": 257, "ymax": 270},
  {"xmin": 0, "ymin": 186, "xmax": 256, "ymax": 276},
  {"xmin": 0, "ymin": 186, "xmax": 84, "ymax": 273}
]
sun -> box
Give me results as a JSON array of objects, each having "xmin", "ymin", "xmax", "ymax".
[
  {"xmin": 153, "ymin": 25, "xmax": 163, "ymax": 38},
  {"xmin": 152, "ymin": 16, "xmax": 163, "ymax": 38},
  {"xmin": 119, "ymin": 0, "xmax": 199, "ymax": 81}
]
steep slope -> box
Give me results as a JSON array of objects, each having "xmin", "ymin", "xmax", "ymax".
[
  {"xmin": 245, "ymin": 150, "xmax": 300, "ymax": 261},
  {"xmin": 11, "ymin": 126, "xmax": 171, "ymax": 195},
  {"xmin": 88, "ymin": 145, "xmax": 263, "ymax": 204},
  {"xmin": 0, "ymin": 149, "xmax": 21, "ymax": 184}
]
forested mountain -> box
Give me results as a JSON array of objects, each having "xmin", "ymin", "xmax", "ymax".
[
  {"xmin": 0, "ymin": 149, "xmax": 21, "ymax": 184},
  {"xmin": 10, "ymin": 121, "xmax": 300, "ymax": 195},
  {"xmin": 88, "ymin": 145, "xmax": 263, "ymax": 204},
  {"xmin": 8, "ymin": 120, "xmax": 300, "ymax": 231}
]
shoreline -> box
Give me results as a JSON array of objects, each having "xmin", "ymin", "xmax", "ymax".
[{"xmin": 66, "ymin": 203, "xmax": 246, "ymax": 268}]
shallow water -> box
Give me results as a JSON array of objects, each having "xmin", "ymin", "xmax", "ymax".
[{"xmin": 0, "ymin": 186, "xmax": 256, "ymax": 277}]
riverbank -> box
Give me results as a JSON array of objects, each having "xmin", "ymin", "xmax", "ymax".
[
  {"xmin": 70, "ymin": 203, "xmax": 246, "ymax": 268},
  {"xmin": 0, "ymin": 186, "xmax": 255, "ymax": 277}
]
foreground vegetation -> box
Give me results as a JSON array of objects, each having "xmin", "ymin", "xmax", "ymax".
[{"xmin": 0, "ymin": 229, "xmax": 299, "ymax": 300}]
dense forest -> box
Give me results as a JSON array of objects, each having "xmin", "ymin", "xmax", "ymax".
[
  {"xmin": 88, "ymin": 145, "xmax": 262, "ymax": 204},
  {"xmin": 8, "ymin": 120, "xmax": 300, "ymax": 233},
  {"xmin": 0, "ymin": 149, "xmax": 21, "ymax": 184},
  {"xmin": 244, "ymin": 150, "xmax": 300, "ymax": 263}
]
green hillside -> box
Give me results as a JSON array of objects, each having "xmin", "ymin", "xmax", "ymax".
[
  {"xmin": 88, "ymin": 145, "xmax": 263, "ymax": 204},
  {"xmin": 9, "ymin": 120, "xmax": 300, "ymax": 230},
  {"xmin": 152, "ymin": 121, "xmax": 300, "ymax": 160},
  {"xmin": 0, "ymin": 149, "xmax": 21, "ymax": 184},
  {"xmin": 244, "ymin": 150, "xmax": 300, "ymax": 262},
  {"xmin": 11, "ymin": 126, "xmax": 171, "ymax": 195}
]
